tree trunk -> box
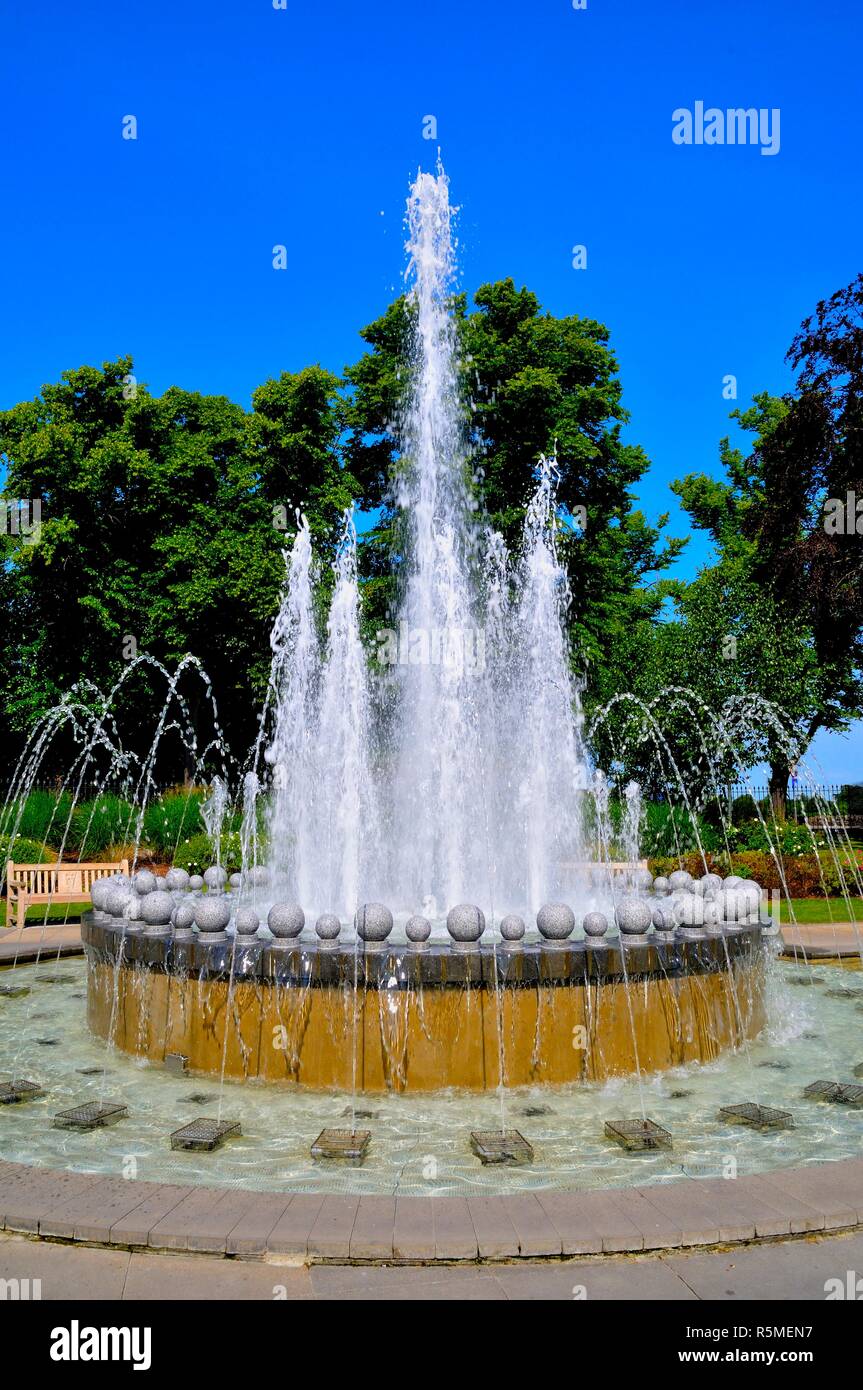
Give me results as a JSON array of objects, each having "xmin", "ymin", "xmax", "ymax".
[{"xmin": 768, "ymin": 760, "xmax": 789, "ymax": 823}]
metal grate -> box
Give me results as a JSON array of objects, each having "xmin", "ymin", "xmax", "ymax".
[
  {"xmin": 54, "ymin": 1101, "xmax": 128, "ymax": 1130},
  {"xmin": 718, "ymin": 1102, "xmax": 794, "ymax": 1130},
  {"xmin": 170, "ymin": 1118, "xmax": 241, "ymax": 1151},
  {"xmin": 804, "ymin": 1080, "xmax": 863, "ymax": 1106},
  {"xmin": 311, "ymin": 1128, "xmax": 371, "ymax": 1164},
  {"xmin": 0, "ymin": 1079, "xmax": 43, "ymax": 1105},
  {"xmin": 470, "ymin": 1129, "xmax": 535, "ymax": 1165},
  {"xmin": 605, "ymin": 1119, "xmax": 673, "ymax": 1152}
]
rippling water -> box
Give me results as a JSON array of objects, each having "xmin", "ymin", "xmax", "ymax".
[{"xmin": 1, "ymin": 957, "xmax": 861, "ymax": 1196}]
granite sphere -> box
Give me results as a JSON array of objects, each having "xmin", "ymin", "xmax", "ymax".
[
  {"xmin": 234, "ymin": 908, "xmax": 260, "ymax": 937},
  {"xmin": 499, "ymin": 913, "xmax": 526, "ymax": 941},
  {"xmin": 90, "ymin": 879, "xmax": 112, "ymax": 912},
  {"xmin": 106, "ymin": 886, "xmax": 133, "ymax": 917},
  {"xmin": 536, "ymin": 902, "xmax": 576, "ymax": 941},
  {"xmin": 582, "ymin": 911, "xmax": 609, "ymax": 938},
  {"xmin": 194, "ymin": 897, "xmax": 231, "ymax": 933},
  {"xmin": 122, "ymin": 897, "xmax": 142, "ymax": 923},
  {"xmin": 633, "ymin": 868, "xmax": 654, "ymax": 893},
  {"xmin": 164, "ymin": 867, "xmax": 191, "ymax": 892},
  {"xmin": 446, "ymin": 903, "xmax": 486, "ymax": 943},
  {"xmin": 614, "ymin": 897, "xmax": 653, "ymax": 935},
  {"xmin": 203, "ymin": 865, "xmax": 228, "ymax": 892},
  {"xmin": 172, "ymin": 901, "xmax": 196, "ymax": 930},
  {"xmin": 701, "ymin": 872, "xmax": 723, "ymax": 892},
  {"xmin": 652, "ymin": 906, "xmax": 673, "ymax": 932},
  {"xmin": 406, "ymin": 914, "xmax": 432, "ymax": 943},
  {"xmin": 267, "ymin": 903, "xmax": 305, "ymax": 938},
  {"xmin": 247, "ymin": 865, "xmax": 270, "ymax": 887},
  {"xmin": 354, "ymin": 903, "xmax": 394, "ymax": 942},
  {"xmin": 668, "ymin": 870, "xmax": 694, "ymax": 892},
  {"xmin": 189, "ymin": 875, "xmax": 204, "ymax": 891},
  {"xmin": 229, "ymin": 873, "xmax": 242, "ymax": 891},
  {"xmin": 140, "ymin": 890, "xmax": 174, "ymax": 926},
  {"xmin": 652, "ymin": 876, "xmax": 670, "ymax": 896},
  {"xmin": 133, "ymin": 869, "xmax": 158, "ymax": 896},
  {"xmin": 315, "ymin": 913, "xmax": 341, "ymax": 941}
]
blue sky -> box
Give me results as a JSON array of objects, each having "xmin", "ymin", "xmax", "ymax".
[{"xmin": 1, "ymin": 0, "xmax": 860, "ymax": 781}]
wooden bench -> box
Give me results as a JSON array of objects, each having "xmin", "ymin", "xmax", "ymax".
[{"xmin": 4, "ymin": 860, "xmax": 128, "ymax": 929}]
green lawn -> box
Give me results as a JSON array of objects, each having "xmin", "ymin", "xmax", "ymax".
[
  {"xmin": 0, "ymin": 901, "xmax": 85, "ymax": 928},
  {"xmin": 775, "ymin": 897, "xmax": 863, "ymax": 924}
]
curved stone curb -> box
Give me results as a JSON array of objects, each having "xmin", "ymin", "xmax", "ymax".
[{"xmin": 1, "ymin": 1156, "xmax": 862, "ymax": 1263}]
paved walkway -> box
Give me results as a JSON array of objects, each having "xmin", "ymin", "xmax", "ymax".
[
  {"xmin": 780, "ymin": 922, "xmax": 863, "ymax": 960},
  {"xmin": 3, "ymin": 1227, "xmax": 862, "ymax": 1300},
  {"xmin": 0, "ymin": 925, "xmax": 83, "ymax": 965},
  {"xmin": 2, "ymin": 1156, "xmax": 863, "ymax": 1262}
]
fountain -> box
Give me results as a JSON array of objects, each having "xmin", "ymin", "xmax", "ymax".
[
  {"xmin": 5, "ymin": 162, "xmax": 862, "ymax": 1200},
  {"xmin": 80, "ymin": 163, "xmax": 768, "ymax": 1098}
]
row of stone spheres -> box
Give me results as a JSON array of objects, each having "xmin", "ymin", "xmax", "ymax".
[{"xmin": 89, "ymin": 867, "xmax": 766, "ymax": 946}]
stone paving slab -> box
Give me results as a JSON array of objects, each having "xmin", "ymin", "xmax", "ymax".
[
  {"xmin": 225, "ymin": 1192, "xmax": 294, "ymax": 1257},
  {"xmin": 0, "ymin": 924, "xmax": 83, "ymax": 963},
  {"xmin": 1, "ymin": 1156, "xmax": 863, "ymax": 1263},
  {"xmin": 393, "ymin": 1193, "xmax": 435, "ymax": 1258},
  {"xmin": 349, "ymin": 1195, "xmax": 396, "ymax": 1259},
  {"xmin": 431, "ymin": 1196, "xmax": 477, "ymax": 1259}
]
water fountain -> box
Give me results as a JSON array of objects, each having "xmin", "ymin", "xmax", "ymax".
[{"xmin": 3, "ymin": 162, "xmax": 862, "ymax": 1196}]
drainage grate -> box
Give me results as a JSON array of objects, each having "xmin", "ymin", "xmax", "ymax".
[
  {"xmin": 470, "ymin": 1129, "xmax": 535, "ymax": 1164},
  {"xmin": 170, "ymin": 1118, "xmax": 241, "ymax": 1151},
  {"xmin": 804, "ymin": 1080, "xmax": 863, "ymax": 1106},
  {"xmin": 718, "ymin": 1102, "xmax": 794, "ymax": 1130},
  {"xmin": 311, "ymin": 1128, "xmax": 371, "ymax": 1164},
  {"xmin": 605, "ymin": 1119, "xmax": 673, "ymax": 1152},
  {"xmin": 0, "ymin": 1079, "xmax": 43, "ymax": 1105},
  {"xmin": 54, "ymin": 1101, "xmax": 128, "ymax": 1130}
]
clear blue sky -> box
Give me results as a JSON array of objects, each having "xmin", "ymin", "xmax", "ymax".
[{"xmin": 1, "ymin": 0, "xmax": 860, "ymax": 782}]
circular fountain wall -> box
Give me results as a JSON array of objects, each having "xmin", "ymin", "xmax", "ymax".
[{"xmin": 83, "ymin": 914, "xmax": 767, "ymax": 1092}]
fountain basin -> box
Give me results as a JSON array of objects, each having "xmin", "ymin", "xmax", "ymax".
[{"xmin": 83, "ymin": 914, "xmax": 767, "ymax": 1092}]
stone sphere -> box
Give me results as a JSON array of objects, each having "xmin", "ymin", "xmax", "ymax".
[
  {"xmin": 739, "ymin": 879, "xmax": 761, "ymax": 911},
  {"xmin": 723, "ymin": 875, "xmax": 743, "ymax": 890},
  {"xmin": 164, "ymin": 867, "xmax": 190, "ymax": 892},
  {"xmin": 690, "ymin": 878, "xmax": 706, "ymax": 896},
  {"xmin": 247, "ymin": 865, "xmax": 270, "ymax": 887},
  {"xmin": 173, "ymin": 901, "xmax": 196, "ymax": 930},
  {"xmin": 133, "ymin": 869, "xmax": 158, "ymax": 896},
  {"xmin": 90, "ymin": 879, "xmax": 112, "ymax": 911},
  {"xmin": 194, "ymin": 897, "xmax": 231, "ymax": 933},
  {"xmin": 582, "ymin": 911, "xmax": 609, "ymax": 938},
  {"xmin": 406, "ymin": 914, "xmax": 432, "ymax": 942},
  {"xmin": 633, "ymin": 868, "xmax": 654, "ymax": 893},
  {"xmin": 536, "ymin": 902, "xmax": 576, "ymax": 940},
  {"xmin": 652, "ymin": 906, "xmax": 673, "ymax": 932},
  {"xmin": 676, "ymin": 894, "xmax": 705, "ymax": 927},
  {"xmin": 106, "ymin": 886, "xmax": 133, "ymax": 917},
  {"xmin": 234, "ymin": 907, "xmax": 260, "ymax": 937},
  {"xmin": 446, "ymin": 903, "xmax": 486, "ymax": 943},
  {"xmin": 652, "ymin": 876, "xmax": 670, "ymax": 896},
  {"xmin": 122, "ymin": 897, "xmax": 142, "ymax": 923},
  {"xmin": 701, "ymin": 872, "xmax": 723, "ymax": 892},
  {"xmin": 189, "ymin": 875, "xmax": 204, "ymax": 891},
  {"xmin": 615, "ymin": 897, "xmax": 653, "ymax": 935},
  {"xmin": 717, "ymin": 888, "xmax": 744, "ymax": 923},
  {"xmin": 354, "ymin": 903, "xmax": 394, "ymax": 942},
  {"xmin": 499, "ymin": 913, "xmax": 525, "ymax": 941},
  {"xmin": 668, "ymin": 870, "xmax": 693, "ymax": 892},
  {"xmin": 203, "ymin": 865, "xmax": 228, "ymax": 891},
  {"xmin": 229, "ymin": 873, "xmax": 242, "ymax": 891},
  {"xmin": 267, "ymin": 903, "xmax": 305, "ymax": 938},
  {"xmin": 703, "ymin": 900, "xmax": 722, "ymax": 927},
  {"xmin": 315, "ymin": 913, "xmax": 341, "ymax": 941},
  {"xmin": 140, "ymin": 890, "xmax": 174, "ymax": 926}
]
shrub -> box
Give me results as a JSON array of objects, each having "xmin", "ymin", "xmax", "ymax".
[
  {"xmin": 642, "ymin": 802, "xmax": 722, "ymax": 857},
  {"xmin": 647, "ymin": 847, "xmax": 863, "ymax": 897},
  {"xmin": 142, "ymin": 791, "xmax": 205, "ymax": 857},
  {"xmin": 173, "ymin": 831, "xmax": 244, "ymax": 875},
  {"xmin": 65, "ymin": 796, "xmax": 137, "ymax": 857},
  {"xmin": 0, "ymin": 789, "xmax": 74, "ymax": 849},
  {"xmin": 1, "ymin": 835, "xmax": 56, "ymax": 868}
]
